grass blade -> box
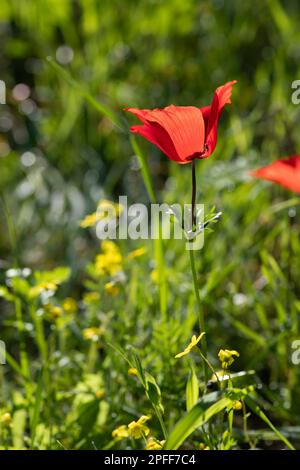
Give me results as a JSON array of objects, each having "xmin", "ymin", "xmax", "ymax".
[
  {"xmin": 245, "ymin": 395, "xmax": 295, "ymax": 450},
  {"xmin": 165, "ymin": 391, "xmax": 232, "ymax": 450},
  {"xmin": 30, "ymin": 370, "xmax": 44, "ymax": 448},
  {"xmin": 47, "ymin": 57, "xmax": 124, "ymax": 131}
]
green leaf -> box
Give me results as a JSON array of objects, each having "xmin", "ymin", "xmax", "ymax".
[
  {"xmin": 165, "ymin": 392, "xmax": 232, "ymax": 450},
  {"xmin": 77, "ymin": 399, "xmax": 100, "ymax": 438},
  {"xmin": 5, "ymin": 351, "xmax": 27, "ymax": 379},
  {"xmin": 0, "ymin": 285, "xmax": 15, "ymax": 302},
  {"xmin": 145, "ymin": 372, "xmax": 162, "ymax": 407},
  {"xmin": 200, "ymin": 262, "xmax": 236, "ymax": 297},
  {"xmin": 12, "ymin": 391, "xmax": 27, "ymax": 450},
  {"xmin": 11, "ymin": 277, "xmax": 30, "ymax": 298},
  {"xmin": 131, "ymin": 350, "xmax": 146, "ymax": 388},
  {"xmin": 12, "ymin": 408, "xmax": 27, "ymax": 449},
  {"xmin": 34, "ymin": 266, "xmax": 71, "ymax": 285},
  {"xmin": 186, "ymin": 367, "xmax": 199, "ymax": 411},
  {"xmin": 222, "ymin": 311, "xmax": 265, "ymax": 346},
  {"xmin": 106, "ymin": 341, "xmax": 133, "ymax": 368},
  {"xmin": 245, "ymin": 395, "xmax": 295, "ymax": 450}
]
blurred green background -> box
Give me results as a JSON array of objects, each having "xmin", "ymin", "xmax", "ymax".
[
  {"xmin": 1, "ymin": 0, "xmax": 300, "ymax": 449},
  {"xmin": 1, "ymin": 0, "xmax": 299, "ymax": 269}
]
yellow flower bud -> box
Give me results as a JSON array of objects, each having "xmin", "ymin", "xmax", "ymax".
[
  {"xmin": 112, "ymin": 425, "xmax": 129, "ymax": 441},
  {"xmin": 104, "ymin": 282, "xmax": 119, "ymax": 296},
  {"xmin": 218, "ymin": 349, "xmax": 239, "ymax": 369},
  {"xmin": 0, "ymin": 412, "xmax": 12, "ymax": 426},
  {"xmin": 232, "ymin": 400, "xmax": 243, "ymax": 411},
  {"xmin": 83, "ymin": 326, "xmax": 105, "ymax": 341},
  {"xmin": 128, "ymin": 415, "xmax": 151, "ymax": 439},
  {"xmin": 146, "ymin": 437, "xmax": 165, "ymax": 450}
]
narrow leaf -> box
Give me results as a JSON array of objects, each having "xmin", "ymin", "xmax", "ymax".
[
  {"xmin": 30, "ymin": 370, "xmax": 44, "ymax": 447},
  {"xmin": 165, "ymin": 392, "xmax": 232, "ymax": 450},
  {"xmin": 186, "ymin": 367, "xmax": 199, "ymax": 411},
  {"xmin": 245, "ymin": 395, "xmax": 295, "ymax": 450}
]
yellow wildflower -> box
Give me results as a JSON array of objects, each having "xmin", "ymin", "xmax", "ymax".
[
  {"xmin": 29, "ymin": 281, "xmax": 58, "ymax": 297},
  {"xmin": 232, "ymin": 400, "xmax": 243, "ymax": 411},
  {"xmin": 150, "ymin": 270, "xmax": 158, "ymax": 283},
  {"xmin": 80, "ymin": 213, "xmax": 100, "ymax": 228},
  {"xmin": 38, "ymin": 281, "xmax": 57, "ymax": 290},
  {"xmin": 104, "ymin": 282, "xmax": 119, "ymax": 296},
  {"xmin": 62, "ymin": 297, "xmax": 77, "ymax": 314},
  {"xmin": 47, "ymin": 305, "xmax": 63, "ymax": 319},
  {"xmin": 95, "ymin": 254, "xmax": 122, "ymax": 276},
  {"xmin": 83, "ymin": 291, "xmax": 100, "ymax": 304},
  {"xmin": 199, "ymin": 442, "xmax": 210, "ymax": 450},
  {"xmin": 95, "ymin": 241, "xmax": 123, "ymax": 276},
  {"xmin": 127, "ymin": 247, "xmax": 147, "ymax": 260},
  {"xmin": 112, "ymin": 425, "xmax": 129, "ymax": 441},
  {"xmin": 218, "ymin": 349, "xmax": 240, "ymax": 369},
  {"xmin": 0, "ymin": 412, "xmax": 12, "ymax": 426},
  {"xmin": 98, "ymin": 199, "xmax": 123, "ymax": 216},
  {"xmin": 83, "ymin": 326, "xmax": 105, "ymax": 341},
  {"xmin": 95, "ymin": 390, "xmax": 105, "ymax": 399},
  {"xmin": 102, "ymin": 240, "xmax": 120, "ymax": 254},
  {"xmin": 175, "ymin": 332, "xmax": 205, "ymax": 359},
  {"xmin": 146, "ymin": 437, "xmax": 165, "ymax": 450},
  {"xmin": 80, "ymin": 199, "xmax": 123, "ymax": 228},
  {"xmin": 128, "ymin": 415, "xmax": 150, "ymax": 439},
  {"xmin": 128, "ymin": 367, "xmax": 138, "ymax": 376}
]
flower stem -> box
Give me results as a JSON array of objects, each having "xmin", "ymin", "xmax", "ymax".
[
  {"xmin": 189, "ymin": 160, "xmax": 208, "ymax": 384},
  {"xmin": 191, "ymin": 160, "xmax": 196, "ymax": 228},
  {"xmin": 154, "ymin": 405, "xmax": 168, "ymax": 440}
]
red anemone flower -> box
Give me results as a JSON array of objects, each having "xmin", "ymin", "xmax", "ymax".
[
  {"xmin": 251, "ymin": 156, "xmax": 300, "ymax": 194},
  {"xmin": 125, "ymin": 81, "xmax": 237, "ymax": 164}
]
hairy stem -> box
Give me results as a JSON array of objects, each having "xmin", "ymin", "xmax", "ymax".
[{"xmin": 189, "ymin": 160, "xmax": 208, "ymax": 383}]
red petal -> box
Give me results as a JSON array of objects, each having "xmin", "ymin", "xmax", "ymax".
[
  {"xmin": 251, "ymin": 156, "xmax": 300, "ymax": 194},
  {"xmin": 200, "ymin": 80, "xmax": 237, "ymax": 158},
  {"xmin": 130, "ymin": 122, "xmax": 180, "ymax": 162},
  {"xmin": 126, "ymin": 106, "xmax": 205, "ymax": 163}
]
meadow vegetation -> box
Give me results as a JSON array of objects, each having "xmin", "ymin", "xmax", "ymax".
[{"xmin": 0, "ymin": 0, "xmax": 299, "ymax": 450}]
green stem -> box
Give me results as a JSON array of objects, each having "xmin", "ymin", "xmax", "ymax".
[
  {"xmin": 189, "ymin": 249, "xmax": 208, "ymax": 381},
  {"xmin": 191, "ymin": 160, "xmax": 196, "ymax": 228},
  {"xmin": 154, "ymin": 405, "xmax": 168, "ymax": 440},
  {"xmin": 130, "ymin": 136, "xmax": 156, "ymax": 204},
  {"xmin": 189, "ymin": 161, "xmax": 208, "ymax": 383},
  {"xmin": 198, "ymin": 349, "xmax": 220, "ymax": 388},
  {"xmin": 0, "ymin": 194, "xmax": 19, "ymax": 268},
  {"xmin": 29, "ymin": 304, "xmax": 48, "ymax": 363},
  {"xmin": 15, "ymin": 298, "xmax": 31, "ymax": 402}
]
